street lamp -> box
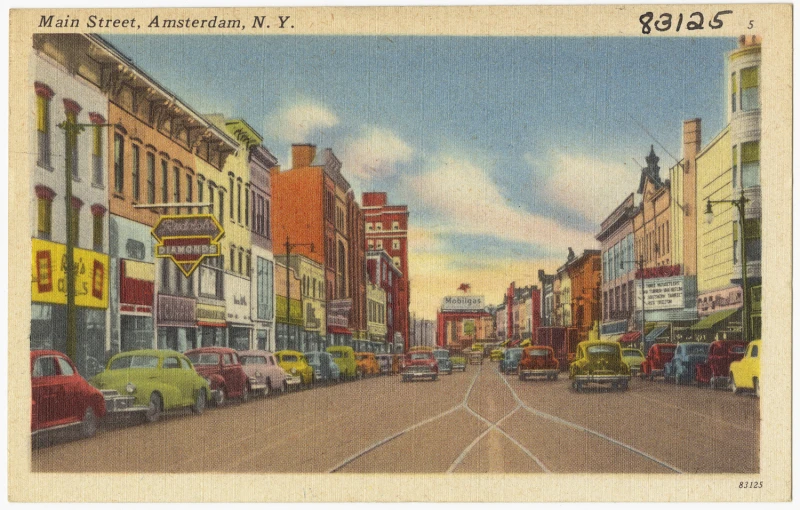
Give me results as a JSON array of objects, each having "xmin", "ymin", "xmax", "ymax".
[
  {"xmin": 284, "ymin": 235, "xmax": 314, "ymax": 351},
  {"xmin": 620, "ymin": 257, "xmax": 646, "ymax": 349},
  {"xmin": 705, "ymin": 191, "xmax": 749, "ymax": 344}
]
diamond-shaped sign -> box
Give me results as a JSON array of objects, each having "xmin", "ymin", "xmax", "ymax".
[{"xmin": 151, "ymin": 214, "xmax": 225, "ymax": 277}]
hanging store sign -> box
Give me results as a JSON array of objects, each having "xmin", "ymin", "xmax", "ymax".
[
  {"xmin": 636, "ymin": 276, "xmax": 684, "ymax": 310},
  {"xmin": 151, "ymin": 214, "xmax": 224, "ymax": 277},
  {"xmin": 31, "ymin": 238, "xmax": 109, "ymax": 308}
]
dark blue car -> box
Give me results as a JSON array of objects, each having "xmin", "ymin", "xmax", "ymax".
[
  {"xmin": 499, "ymin": 348, "xmax": 523, "ymax": 375},
  {"xmin": 664, "ymin": 342, "xmax": 710, "ymax": 384}
]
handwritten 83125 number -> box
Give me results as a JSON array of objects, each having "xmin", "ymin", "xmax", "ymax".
[{"xmin": 639, "ymin": 10, "xmax": 733, "ymax": 34}]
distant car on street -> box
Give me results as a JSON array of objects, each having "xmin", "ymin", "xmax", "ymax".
[
  {"xmin": 695, "ymin": 340, "xmax": 748, "ymax": 388},
  {"xmin": 433, "ymin": 349, "xmax": 454, "ymax": 375},
  {"xmin": 450, "ymin": 352, "xmax": 467, "ymax": 372},
  {"xmin": 355, "ymin": 352, "xmax": 381, "ymax": 378},
  {"xmin": 498, "ymin": 348, "xmax": 523, "ymax": 375},
  {"xmin": 640, "ymin": 343, "xmax": 676, "ymax": 380},
  {"xmin": 91, "ymin": 349, "xmax": 211, "ymax": 422},
  {"xmin": 663, "ymin": 342, "xmax": 710, "ymax": 385},
  {"xmin": 375, "ymin": 354, "xmax": 393, "ymax": 375},
  {"xmin": 517, "ymin": 346, "xmax": 559, "ymax": 381},
  {"xmin": 621, "ymin": 348, "xmax": 646, "ymax": 377},
  {"xmin": 305, "ymin": 351, "xmax": 341, "ymax": 384},
  {"xmin": 490, "ymin": 347, "xmax": 505, "ymax": 361},
  {"xmin": 729, "ymin": 340, "xmax": 761, "ymax": 397},
  {"xmin": 185, "ymin": 347, "xmax": 251, "ymax": 405},
  {"xmin": 275, "ymin": 350, "xmax": 314, "ymax": 388},
  {"xmin": 402, "ymin": 350, "xmax": 439, "ymax": 382},
  {"xmin": 569, "ymin": 341, "xmax": 630, "ymax": 392},
  {"xmin": 31, "ymin": 350, "xmax": 109, "ymax": 439},
  {"xmin": 238, "ymin": 350, "xmax": 289, "ymax": 396}
]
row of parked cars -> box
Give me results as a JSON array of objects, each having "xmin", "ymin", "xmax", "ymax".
[
  {"xmin": 491, "ymin": 338, "xmax": 762, "ymax": 396},
  {"xmin": 30, "ymin": 344, "xmax": 442, "ymax": 442}
]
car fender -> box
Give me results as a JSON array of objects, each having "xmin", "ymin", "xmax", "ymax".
[{"xmin": 206, "ymin": 373, "xmax": 227, "ymax": 391}]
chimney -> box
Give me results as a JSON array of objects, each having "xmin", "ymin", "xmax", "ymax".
[{"xmin": 291, "ymin": 144, "xmax": 316, "ymax": 169}]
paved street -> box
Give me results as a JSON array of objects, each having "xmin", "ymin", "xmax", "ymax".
[{"xmin": 31, "ymin": 363, "xmax": 759, "ymax": 474}]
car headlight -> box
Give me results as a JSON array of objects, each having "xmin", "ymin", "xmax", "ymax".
[
  {"xmin": 291, "ymin": 367, "xmax": 297, "ymax": 374},
  {"xmin": 126, "ymin": 382, "xmax": 136, "ymax": 394}
]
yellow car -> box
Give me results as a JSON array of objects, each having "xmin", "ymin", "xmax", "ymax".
[
  {"xmin": 490, "ymin": 348, "xmax": 505, "ymax": 361},
  {"xmin": 729, "ymin": 340, "xmax": 761, "ymax": 397},
  {"xmin": 275, "ymin": 350, "xmax": 314, "ymax": 387},
  {"xmin": 355, "ymin": 352, "xmax": 381, "ymax": 378}
]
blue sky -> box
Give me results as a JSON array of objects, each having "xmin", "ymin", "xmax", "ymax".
[{"xmin": 105, "ymin": 35, "xmax": 737, "ymax": 317}]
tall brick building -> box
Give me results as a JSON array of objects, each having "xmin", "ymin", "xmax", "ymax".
[{"xmin": 362, "ymin": 192, "xmax": 410, "ymax": 351}]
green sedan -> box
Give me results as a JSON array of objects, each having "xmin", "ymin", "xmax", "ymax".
[{"xmin": 90, "ymin": 349, "xmax": 211, "ymax": 422}]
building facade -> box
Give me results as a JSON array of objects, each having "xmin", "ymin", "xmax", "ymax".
[{"xmin": 597, "ymin": 194, "xmax": 637, "ymax": 337}]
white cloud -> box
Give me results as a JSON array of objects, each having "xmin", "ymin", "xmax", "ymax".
[
  {"xmin": 344, "ymin": 127, "xmax": 414, "ymax": 180},
  {"xmin": 268, "ymin": 100, "xmax": 339, "ymax": 143},
  {"xmin": 404, "ymin": 155, "xmax": 597, "ymax": 250},
  {"xmin": 538, "ymin": 152, "xmax": 640, "ymax": 225}
]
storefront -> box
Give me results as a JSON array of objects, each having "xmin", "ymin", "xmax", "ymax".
[
  {"xmin": 157, "ymin": 294, "xmax": 197, "ymax": 352},
  {"xmin": 226, "ymin": 272, "xmax": 252, "ymax": 351},
  {"xmin": 118, "ymin": 258, "xmax": 155, "ymax": 353},
  {"xmin": 197, "ymin": 302, "xmax": 226, "ymax": 347}
]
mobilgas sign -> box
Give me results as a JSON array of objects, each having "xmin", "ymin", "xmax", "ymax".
[
  {"xmin": 151, "ymin": 214, "xmax": 224, "ymax": 277},
  {"xmin": 441, "ymin": 295, "xmax": 485, "ymax": 311}
]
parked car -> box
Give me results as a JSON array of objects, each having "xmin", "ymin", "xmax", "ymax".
[
  {"xmin": 90, "ymin": 349, "xmax": 211, "ymax": 422},
  {"xmin": 186, "ymin": 347, "xmax": 251, "ymax": 405},
  {"xmin": 433, "ymin": 349, "xmax": 454, "ymax": 375},
  {"xmin": 640, "ymin": 343, "xmax": 677, "ymax": 380},
  {"xmin": 498, "ymin": 348, "xmax": 523, "ymax": 375},
  {"xmin": 466, "ymin": 348, "xmax": 483, "ymax": 365},
  {"xmin": 31, "ymin": 350, "xmax": 109, "ymax": 439},
  {"xmin": 518, "ymin": 345, "xmax": 559, "ymax": 381},
  {"xmin": 729, "ymin": 340, "xmax": 761, "ymax": 397},
  {"xmin": 695, "ymin": 340, "xmax": 748, "ymax": 388},
  {"xmin": 569, "ymin": 341, "xmax": 630, "ymax": 392},
  {"xmin": 375, "ymin": 354, "xmax": 393, "ymax": 375},
  {"xmin": 275, "ymin": 350, "xmax": 314, "ymax": 388},
  {"xmin": 621, "ymin": 348, "xmax": 646, "ymax": 377},
  {"xmin": 326, "ymin": 346, "xmax": 358, "ymax": 380},
  {"xmin": 305, "ymin": 351, "xmax": 341, "ymax": 383},
  {"xmin": 664, "ymin": 342, "xmax": 710, "ymax": 385},
  {"xmin": 450, "ymin": 352, "xmax": 467, "ymax": 372},
  {"xmin": 355, "ymin": 352, "xmax": 381, "ymax": 378},
  {"xmin": 402, "ymin": 350, "xmax": 439, "ymax": 382},
  {"xmin": 238, "ymin": 350, "xmax": 289, "ymax": 396},
  {"xmin": 490, "ymin": 347, "xmax": 505, "ymax": 361}
]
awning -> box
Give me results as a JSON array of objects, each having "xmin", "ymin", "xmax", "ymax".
[
  {"xmin": 690, "ymin": 309, "xmax": 739, "ymax": 330},
  {"xmin": 619, "ymin": 331, "xmax": 641, "ymax": 343},
  {"xmin": 645, "ymin": 325, "xmax": 669, "ymax": 342},
  {"xmin": 327, "ymin": 326, "xmax": 351, "ymax": 335},
  {"xmin": 198, "ymin": 321, "xmax": 226, "ymax": 328}
]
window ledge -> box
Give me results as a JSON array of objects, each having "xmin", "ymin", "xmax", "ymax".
[
  {"xmin": 91, "ymin": 182, "xmax": 105, "ymax": 190},
  {"xmin": 37, "ymin": 162, "xmax": 54, "ymax": 172},
  {"xmin": 112, "ymin": 192, "xmax": 125, "ymax": 200}
]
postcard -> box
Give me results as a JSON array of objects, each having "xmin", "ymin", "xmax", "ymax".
[{"xmin": 7, "ymin": 4, "xmax": 792, "ymax": 502}]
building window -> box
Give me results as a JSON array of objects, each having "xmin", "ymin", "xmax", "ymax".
[
  {"xmin": 257, "ymin": 257, "xmax": 274, "ymax": 320},
  {"xmin": 186, "ymin": 175, "xmax": 193, "ymax": 212},
  {"xmin": 732, "ymin": 220, "xmax": 739, "ymax": 264},
  {"xmin": 229, "ymin": 176, "xmax": 235, "ymax": 219},
  {"xmin": 91, "ymin": 205, "xmax": 105, "ymax": 251},
  {"xmin": 741, "ymin": 141, "xmax": 760, "ymax": 189},
  {"xmin": 375, "ymin": 223, "xmax": 383, "ymax": 231},
  {"xmin": 244, "ymin": 186, "xmax": 249, "ymax": 227},
  {"xmin": 376, "ymin": 240, "xmax": 383, "ymax": 250},
  {"xmin": 161, "ymin": 159, "xmax": 169, "ymax": 207},
  {"xmin": 90, "ymin": 114, "xmax": 105, "ymax": 187},
  {"xmin": 219, "ymin": 189, "xmax": 225, "ymax": 226},
  {"xmin": 731, "ymin": 72, "xmax": 737, "ymax": 113},
  {"xmin": 197, "ymin": 176, "xmax": 205, "ymax": 204},
  {"xmin": 246, "ymin": 252, "xmax": 251, "ymax": 277},
  {"xmin": 732, "ymin": 145, "xmax": 738, "ymax": 188},
  {"xmin": 740, "ymin": 67, "xmax": 759, "ymax": 111},
  {"xmin": 366, "ymin": 223, "xmax": 373, "ymax": 231},
  {"xmin": 173, "ymin": 167, "xmax": 182, "ymax": 213},
  {"xmin": 392, "ymin": 239, "xmax": 400, "ymax": 250},
  {"xmin": 393, "ymin": 256, "xmax": 401, "ymax": 268},
  {"xmin": 265, "ymin": 199, "xmax": 271, "ymax": 239},
  {"xmin": 744, "ymin": 218, "xmax": 761, "ymax": 262},
  {"xmin": 35, "ymin": 185, "xmax": 55, "ymax": 240},
  {"xmin": 147, "ymin": 152, "xmax": 156, "ymax": 204},
  {"xmin": 208, "ymin": 184, "xmax": 215, "ymax": 218},
  {"xmin": 230, "ymin": 246, "xmax": 236, "ymax": 271},
  {"xmin": 112, "ymin": 133, "xmax": 124, "ymax": 193},
  {"xmin": 237, "ymin": 181, "xmax": 242, "ymax": 224},
  {"xmin": 69, "ymin": 197, "xmax": 82, "ymax": 247},
  {"xmin": 128, "ymin": 144, "xmax": 140, "ymax": 201},
  {"xmin": 392, "ymin": 221, "xmax": 399, "ymax": 230},
  {"xmin": 161, "ymin": 259, "xmax": 170, "ymax": 293},
  {"xmin": 35, "ymin": 82, "xmax": 54, "ymax": 169},
  {"xmin": 368, "ymin": 240, "xmax": 374, "ymax": 249},
  {"xmin": 337, "ymin": 241, "xmax": 346, "ymax": 299},
  {"xmin": 238, "ymin": 250, "xmax": 243, "ymax": 275}
]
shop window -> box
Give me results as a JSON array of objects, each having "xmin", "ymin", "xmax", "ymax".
[
  {"xmin": 35, "ymin": 185, "xmax": 55, "ymax": 240},
  {"xmin": 35, "ymin": 82, "xmax": 53, "ymax": 169},
  {"xmin": 126, "ymin": 239, "xmax": 145, "ymax": 260},
  {"xmin": 741, "ymin": 141, "xmax": 760, "ymax": 189},
  {"xmin": 741, "ymin": 66, "xmax": 759, "ymax": 111},
  {"xmin": 147, "ymin": 152, "xmax": 156, "ymax": 204},
  {"xmin": 131, "ymin": 145, "xmax": 140, "ymax": 201}
]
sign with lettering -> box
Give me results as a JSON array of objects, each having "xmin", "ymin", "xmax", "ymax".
[
  {"xmin": 151, "ymin": 214, "xmax": 224, "ymax": 277},
  {"xmin": 441, "ymin": 295, "xmax": 485, "ymax": 311},
  {"xmin": 197, "ymin": 303, "xmax": 226, "ymax": 327},
  {"xmin": 636, "ymin": 276, "xmax": 685, "ymax": 310},
  {"xmin": 31, "ymin": 238, "xmax": 109, "ymax": 308},
  {"xmin": 158, "ymin": 295, "xmax": 196, "ymax": 325}
]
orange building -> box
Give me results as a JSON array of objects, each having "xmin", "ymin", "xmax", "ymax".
[{"xmin": 564, "ymin": 250, "xmax": 601, "ymax": 344}]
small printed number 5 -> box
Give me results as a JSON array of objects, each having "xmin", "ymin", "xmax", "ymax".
[{"xmin": 748, "ymin": 20, "xmax": 754, "ymax": 29}]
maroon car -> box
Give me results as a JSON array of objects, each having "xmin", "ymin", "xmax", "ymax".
[
  {"xmin": 695, "ymin": 340, "xmax": 748, "ymax": 388},
  {"xmin": 401, "ymin": 350, "xmax": 439, "ymax": 382},
  {"xmin": 31, "ymin": 350, "xmax": 106, "ymax": 439},
  {"xmin": 185, "ymin": 347, "xmax": 250, "ymax": 405},
  {"xmin": 640, "ymin": 343, "xmax": 676, "ymax": 380},
  {"xmin": 518, "ymin": 345, "xmax": 560, "ymax": 381}
]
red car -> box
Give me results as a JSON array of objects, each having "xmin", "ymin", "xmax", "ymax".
[
  {"xmin": 695, "ymin": 340, "xmax": 748, "ymax": 388},
  {"xmin": 185, "ymin": 347, "xmax": 250, "ymax": 405},
  {"xmin": 31, "ymin": 350, "xmax": 106, "ymax": 439},
  {"xmin": 401, "ymin": 351, "xmax": 439, "ymax": 382},
  {"xmin": 518, "ymin": 345, "xmax": 560, "ymax": 381},
  {"xmin": 640, "ymin": 343, "xmax": 676, "ymax": 380}
]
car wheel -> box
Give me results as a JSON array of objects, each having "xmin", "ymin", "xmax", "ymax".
[
  {"xmin": 215, "ymin": 387, "xmax": 227, "ymax": 406},
  {"xmin": 621, "ymin": 379, "xmax": 629, "ymax": 391},
  {"xmin": 192, "ymin": 389, "xmax": 206, "ymax": 415},
  {"xmin": 576, "ymin": 381, "xmax": 583, "ymax": 393},
  {"xmin": 264, "ymin": 379, "xmax": 271, "ymax": 398},
  {"xmin": 611, "ymin": 382, "xmax": 619, "ymax": 391},
  {"xmin": 145, "ymin": 393, "xmax": 162, "ymax": 423},
  {"xmin": 81, "ymin": 407, "xmax": 98, "ymax": 438},
  {"xmin": 281, "ymin": 381, "xmax": 288, "ymax": 394},
  {"xmin": 754, "ymin": 377, "xmax": 760, "ymax": 398},
  {"xmin": 240, "ymin": 384, "xmax": 250, "ymax": 403},
  {"xmin": 519, "ymin": 373, "xmax": 525, "ymax": 381},
  {"xmin": 729, "ymin": 373, "xmax": 739, "ymax": 394},
  {"xmin": 432, "ymin": 375, "xmax": 438, "ymax": 381}
]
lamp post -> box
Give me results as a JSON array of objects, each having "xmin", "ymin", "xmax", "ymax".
[
  {"xmin": 705, "ymin": 191, "xmax": 749, "ymax": 344},
  {"xmin": 620, "ymin": 257, "xmax": 646, "ymax": 349},
  {"xmin": 284, "ymin": 235, "xmax": 314, "ymax": 351},
  {"xmin": 57, "ymin": 118, "xmax": 117, "ymax": 361}
]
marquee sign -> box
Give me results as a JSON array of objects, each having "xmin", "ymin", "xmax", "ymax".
[
  {"xmin": 636, "ymin": 276, "xmax": 685, "ymax": 310},
  {"xmin": 151, "ymin": 214, "xmax": 224, "ymax": 277}
]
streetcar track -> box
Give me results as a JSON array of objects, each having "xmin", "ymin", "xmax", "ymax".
[
  {"xmin": 500, "ymin": 374, "xmax": 683, "ymax": 474},
  {"xmin": 328, "ymin": 364, "xmax": 483, "ymax": 473}
]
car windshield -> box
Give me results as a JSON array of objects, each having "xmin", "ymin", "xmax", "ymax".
[
  {"xmin": 329, "ymin": 350, "xmax": 346, "ymax": 359},
  {"xmin": 109, "ymin": 355, "xmax": 159, "ymax": 370},
  {"xmin": 587, "ymin": 345, "xmax": 619, "ymax": 355},
  {"xmin": 409, "ymin": 352, "xmax": 431, "ymax": 360},
  {"xmin": 685, "ymin": 344, "xmax": 710, "ymax": 355},
  {"xmin": 306, "ymin": 353, "xmax": 319, "ymax": 363},
  {"xmin": 281, "ymin": 355, "xmax": 298, "ymax": 363},
  {"xmin": 528, "ymin": 349, "xmax": 550, "ymax": 357},
  {"xmin": 186, "ymin": 353, "xmax": 220, "ymax": 365},
  {"xmin": 623, "ymin": 349, "xmax": 643, "ymax": 357},
  {"xmin": 730, "ymin": 345, "xmax": 746, "ymax": 355},
  {"xmin": 506, "ymin": 349, "xmax": 522, "ymax": 360},
  {"xmin": 434, "ymin": 351, "xmax": 449, "ymax": 359},
  {"xmin": 240, "ymin": 356, "xmax": 266, "ymax": 366}
]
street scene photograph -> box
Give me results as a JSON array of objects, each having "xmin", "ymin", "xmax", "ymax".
[{"xmin": 8, "ymin": 4, "xmax": 793, "ymax": 503}]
